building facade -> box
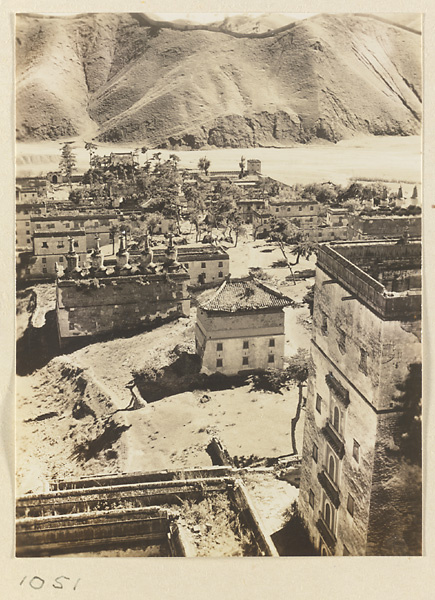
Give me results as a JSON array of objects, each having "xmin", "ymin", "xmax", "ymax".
[
  {"xmin": 31, "ymin": 213, "xmax": 120, "ymax": 249},
  {"xmin": 195, "ymin": 277, "xmax": 292, "ymax": 375},
  {"xmin": 18, "ymin": 230, "xmax": 87, "ymax": 280},
  {"xmin": 298, "ymin": 240, "xmax": 421, "ymax": 556},
  {"xmin": 269, "ymin": 198, "xmax": 320, "ymax": 224},
  {"xmin": 347, "ymin": 213, "xmax": 421, "ymax": 240}
]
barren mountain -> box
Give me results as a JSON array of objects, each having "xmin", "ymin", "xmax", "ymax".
[{"xmin": 15, "ymin": 13, "xmax": 422, "ymax": 148}]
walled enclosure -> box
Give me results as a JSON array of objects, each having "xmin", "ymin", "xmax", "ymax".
[
  {"xmin": 16, "ymin": 467, "xmax": 278, "ymax": 558},
  {"xmin": 56, "ymin": 273, "xmax": 190, "ymax": 347}
]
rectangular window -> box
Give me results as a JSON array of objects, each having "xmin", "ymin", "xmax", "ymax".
[
  {"xmin": 321, "ymin": 313, "xmax": 328, "ymax": 335},
  {"xmin": 26, "ymin": 230, "xmax": 30, "ymax": 235},
  {"xmin": 27, "ymin": 238, "xmax": 31, "ymax": 244},
  {"xmin": 338, "ymin": 329, "xmax": 346, "ymax": 354},
  {"xmin": 359, "ymin": 348, "xmax": 368, "ymax": 375},
  {"xmin": 243, "ymin": 341, "xmax": 249, "ymax": 349},
  {"xmin": 309, "ymin": 489, "xmax": 315, "ymax": 508},
  {"xmin": 316, "ymin": 394, "xmax": 322, "ymax": 414},
  {"xmin": 59, "ymin": 256, "xmax": 64, "ymax": 262},
  {"xmin": 242, "ymin": 357, "xmax": 249, "ymax": 366},
  {"xmin": 269, "ymin": 338, "xmax": 275, "ymax": 347},
  {"xmin": 36, "ymin": 224, "xmax": 41, "ymax": 229},
  {"xmin": 310, "ymin": 205, "xmax": 314, "ymax": 211},
  {"xmin": 352, "ymin": 440, "xmax": 360, "ymax": 463},
  {"xmin": 218, "ymin": 271, "xmax": 223, "ymax": 278},
  {"xmin": 268, "ymin": 354, "xmax": 275, "ymax": 363},
  {"xmin": 201, "ymin": 262, "xmax": 206, "ymax": 268},
  {"xmin": 42, "ymin": 267, "xmax": 47, "ymax": 273},
  {"xmin": 42, "ymin": 242, "xmax": 48, "ymax": 248},
  {"xmin": 312, "ymin": 443, "xmax": 318, "ymax": 463},
  {"xmin": 42, "ymin": 257, "xmax": 47, "ymax": 263},
  {"xmin": 347, "ymin": 494, "xmax": 355, "ymax": 517},
  {"xmin": 216, "ymin": 358, "xmax": 223, "ymax": 368},
  {"xmin": 25, "ymin": 221, "xmax": 30, "ymax": 226},
  {"xmin": 57, "ymin": 242, "xmax": 64, "ymax": 248},
  {"xmin": 275, "ymin": 208, "xmax": 279, "ymax": 213},
  {"xmin": 216, "ymin": 342, "xmax": 223, "ymax": 351},
  {"xmin": 65, "ymin": 223, "xmax": 70, "ymax": 228},
  {"xmin": 298, "ymin": 206, "xmax": 302, "ymax": 211},
  {"xmin": 218, "ymin": 261, "xmax": 223, "ymax": 267}
]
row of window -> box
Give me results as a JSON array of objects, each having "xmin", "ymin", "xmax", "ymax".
[
  {"xmin": 312, "ymin": 436, "xmax": 360, "ymax": 469},
  {"xmin": 274, "ymin": 205, "xmax": 315, "ymax": 213},
  {"xmin": 216, "ymin": 354, "xmax": 275, "ymax": 368},
  {"xmin": 189, "ymin": 261, "xmax": 224, "ymax": 269},
  {"xmin": 308, "ymin": 488, "xmax": 356, "ymax": 519},
  {"xmin": 216, "ymin": 339, "xmax": 275, "ymax": 352},
  {"xmin": 39, "ymin": 241, "xmax": 79, "ymax": 249}
]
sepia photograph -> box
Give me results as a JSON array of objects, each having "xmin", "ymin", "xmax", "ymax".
[{"xmin": 14, "ymin": 10, "xmax": 422, "ymax": 560}]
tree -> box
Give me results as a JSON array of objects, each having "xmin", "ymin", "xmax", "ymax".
[
  {"xmin": 69, "ymin": 188, "xmax": 84, "ymax": 205},
  {"xmin": 270, "ymin": 221, "xmax": 316, "ymax": 284},
  {"xmin": 198, "ymin": 156, "xmax": 211, "ymax": 176},
  {"xmin": 412, "ymin": 185, "xmax": 418, "ymax": 200},
  {"xmin": 59, "ymin": 142, "xmax": 77, "ymax": 188},
  {"xmin": 226, "ymin": 208, "xmax": 246, "ymax": 247},
  {"xmin": 285, "ymin": 348, "xmax": 311, "ymax": 454},
  {"xmin": 183, "ymin": 181, "xmax": 207, "ymax": 241},
  {"xmin": 84, "ymin": 141, "xmax": 98, "ymax": 168},
  {"xmin": 239, "ymin": 155, "xmax": 246, "ymax": 179}
]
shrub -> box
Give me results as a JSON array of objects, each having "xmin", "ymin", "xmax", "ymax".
[{"xmin": 248, "ymin": 369, "xmax": 289, "ymax": 394}]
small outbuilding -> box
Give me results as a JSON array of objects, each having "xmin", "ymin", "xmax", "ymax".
[{"xmin": 195, "ymin": 276, "xmax": 293, "ymax": 375}]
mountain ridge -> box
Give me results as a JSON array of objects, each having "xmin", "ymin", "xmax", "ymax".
[{"xmin": 16, "ymin": 13, "xmax": 422, "ymax": 148}]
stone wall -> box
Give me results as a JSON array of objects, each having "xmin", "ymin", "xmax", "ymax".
[{"xmin": 56, "ymin": 274, "xmax": 190, "ymax": 345}]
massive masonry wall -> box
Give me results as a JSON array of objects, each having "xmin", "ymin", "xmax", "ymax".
[
  {"xmin": 298, "ymin": 344, "xmax": 378, "ymax": 556},
  {"xmin": 56, "ymin": 274, "xmax": 190, "ymax": 344},
  {"xmin": 312, "ymin": 267, "xmax": 420, "ymax": 412},
  {"xmin": 299, "ymin": 255, "xmax": 421, "ymax": 555}
]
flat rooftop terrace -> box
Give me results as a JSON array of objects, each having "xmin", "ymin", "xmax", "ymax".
[{"xmin": 318, "ymin": 240, "xmax": 421, "ymax": 321}]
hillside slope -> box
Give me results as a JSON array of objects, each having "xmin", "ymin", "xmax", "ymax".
[{"xmin": 15, "ymin": 13, "xmax": 422, "ymax": 147}]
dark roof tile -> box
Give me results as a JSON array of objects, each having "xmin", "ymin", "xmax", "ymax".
[{"xmin": 199, "ymin": 277, "xmax": 293, "ymax": 312}]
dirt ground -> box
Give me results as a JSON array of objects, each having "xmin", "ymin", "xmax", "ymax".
[{"xmin": 15, "ymin": 233, "xmax": 310, "ymax": 537}]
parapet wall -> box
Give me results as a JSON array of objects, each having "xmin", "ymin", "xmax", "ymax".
[{"xmin": 317, "ymin": 242, "xmax": 421, "ymax": 321}]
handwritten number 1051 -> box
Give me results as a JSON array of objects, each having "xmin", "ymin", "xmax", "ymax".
[{"xmin": 20, "ymin": 576, "xmax": 81, "ymax": 590}]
